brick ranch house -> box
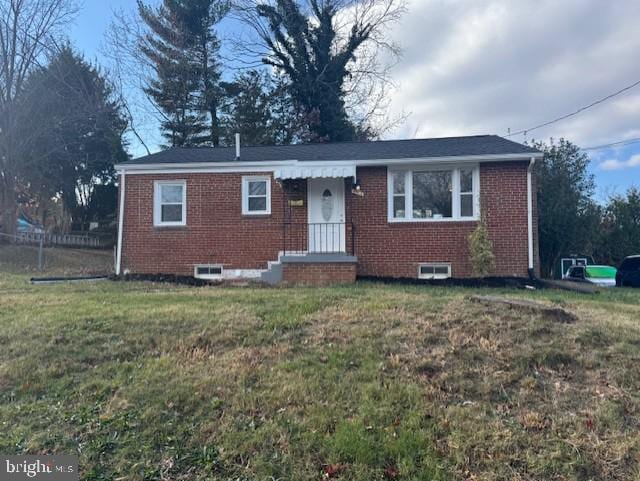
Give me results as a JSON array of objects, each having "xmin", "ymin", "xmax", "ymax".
[{"xmin": 115, "ymin": 135, "xmax": 542, "ymax": 284}]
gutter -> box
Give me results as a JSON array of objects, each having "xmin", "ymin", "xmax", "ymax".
[
  {"xmin": 527, "ymin": 157, "xmax": 536, "ymax": 279},
  {"xmin": 114, "ymin": 152, "xmax": 544, "ymax": 174},
  {"xmin": 115, "ymin": 170, "xmax": 126, "ymax": 275},
  {"xmin": 354, "ymin": 152, "xmax": 543, "ymax": 167},
  {"xmin": 114, "ymin": 159, "xmax": 298, "ymax": 172}
]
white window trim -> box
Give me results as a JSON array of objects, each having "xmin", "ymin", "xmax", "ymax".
[
  {"xmin": 154, "ymin": 180, "xmax": 187, "ymax": 227},
  {"xmin": 387, "ymin": 164, "xmax": 480, "ymax": 222},
  {"xmin": 242, "ymin": 175, "xmax": 271, "ymax": 215},
  {"xmin": 194, "ymin": 264, "xmax": 224, "ymax": 280},
  {"xmin": 418, "ymin": 263, "xmax": 452, "ymax": 280},
  {"xmin": 456, "ymin": 167, "xmax": 476, "ymax": 218}
]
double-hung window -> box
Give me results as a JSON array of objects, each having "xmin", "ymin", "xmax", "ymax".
[
  {"xmin": 389, "ymin": 166, "xmax": 479, "ymax": 221},
  {"xmin": 242, "ymin": 176, "xmax": 271, "ymax": 215},
  {"xmin": 154, "ymin": 181, "xmax": 186, "ymax": 226},
  {"xmin": 391, "ymin": 172, "xmax": 407, "ymax": 218},
  {"xmin": 459, "ymin": 168, "xmax": 474, "ymax": 217}
]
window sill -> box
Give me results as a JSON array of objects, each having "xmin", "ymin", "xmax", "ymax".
[
  {"xmin": 388, "ymin": 217, "xmax": 479, "ymax": 224},
  {"xmin": 153, "ymin": 225, "xmax": 188, "ymax": 231},
  {"xmin": 242, "ymin": 213, "xmax": 272, "ymax": 218}
]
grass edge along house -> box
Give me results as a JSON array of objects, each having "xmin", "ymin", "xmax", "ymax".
[{"xmin": 115, "ymin": 135, "xmax": 542, "ymax": 285}]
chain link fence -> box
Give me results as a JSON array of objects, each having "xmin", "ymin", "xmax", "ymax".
[{"xmin": 0, "ymin": 232, "xmax": 115, "ymax": 275}]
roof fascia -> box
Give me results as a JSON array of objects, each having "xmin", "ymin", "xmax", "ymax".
[
  {"xmin": 115, "ymin": 152, "xmax": 543, "ymax": 174},
  {"xmin": 353, "ymin": 152, "xmax": 543, "ymax": 166},
  {"xmin": 115, "ymin": 159, "xmax": 297, "ymax": 173}
]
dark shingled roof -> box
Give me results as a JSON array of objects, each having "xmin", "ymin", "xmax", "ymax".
[{"xmin": 121, "ymin": 135, "xmax": 540, "ymax": 165}]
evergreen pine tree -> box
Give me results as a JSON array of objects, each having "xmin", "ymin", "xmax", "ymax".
[
  {"xmin": 220, "ymin": 71, "xmax": 309, "ymax": 146},
  {"xmin": 180, "ymin": 0, "xmax": 228, "ymax": 146},
  {"xmin": 221, "ymin": 71, "xmax": 273, "ymax": 146},
  {"xmin": 21, "ymin": 46, "xmax": 127, "ymax": 228},
  {"xmin": 138, "ymin": 0, "xmax": 227, "ymax": 147},
  {"xmin": 532, "ymin": 138, "xmax": 599, "ymax": 277}
]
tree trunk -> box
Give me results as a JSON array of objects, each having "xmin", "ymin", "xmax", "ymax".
[
  {"xmin": 210, "ymin": 103, "xmax": 219, "ymax": 147},
  {"xmin": 1, "ymin": 104, "xmax": 20, "ymax": 238},
  {"xmin": 1, "ymin": 175, "xmax": 18, "ymax": 238},
  {"xmin": 41, "ymin": 208, "xmax": 48, "ymax": 230}
]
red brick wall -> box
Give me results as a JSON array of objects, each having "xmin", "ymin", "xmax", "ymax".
[
  {"xmin": 119, "ymin": 161, "xmax": 538, "ymax": 279},
  {"xmin": 121, "ymin": 172, "xmax": 290, "ymax": 275},
  {"xmin": 349, "ymin": 162, "xmax": 536, "ymax": 278},
  {"xmin": 282, "ymin": 262, "xmax": 357, "ymax": 285},
  {"xmin": 480, "ymin": 162, "xmax": 530, "ymax": 276},
  {"xmin": 532, "ymin": 169, "xmax": 541, "ymax": 277}
]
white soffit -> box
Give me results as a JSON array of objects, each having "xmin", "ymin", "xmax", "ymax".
[{"xmin": 274, "ymin": 162, "xmax": 356, "ymax": 180}]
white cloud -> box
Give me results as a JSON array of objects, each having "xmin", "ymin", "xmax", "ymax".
[
  {"xmin": 599, "ymin": 154, "xmax": 640, "ymax": 171},
  {"xmin": 384, "ymin": 0, "xmax": 640, "ymax": 152}
]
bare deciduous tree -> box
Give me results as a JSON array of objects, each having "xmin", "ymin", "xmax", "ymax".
[
  {"xmin": 102, "ymin": 7, "xmax": 157, "ymax": 155},
  {"xmin": 233, "ymin": 0, "xmax": 405, "ymax": 140},
  {"xmin": 0, "ymin": 0, "xmax": 78, "ymax": 235}
]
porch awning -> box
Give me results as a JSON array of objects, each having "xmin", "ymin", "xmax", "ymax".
[{"xmin": 274, "ymin": 162, "xmax": 356, "ymax": 180}]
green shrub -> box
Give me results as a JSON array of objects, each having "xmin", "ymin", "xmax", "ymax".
[{"xmin": 468, "ymin": 222, "xmax": 496, "ymax": 277}]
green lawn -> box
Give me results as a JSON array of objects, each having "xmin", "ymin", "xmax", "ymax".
[{"xmin": 0, "ymin": 270, "xmax": 639, "ymax": 480}]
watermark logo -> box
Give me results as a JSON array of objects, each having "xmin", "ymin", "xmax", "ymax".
[{"xmin": 0, "ymin": 456, "xmax": 77, "ymax": 481}]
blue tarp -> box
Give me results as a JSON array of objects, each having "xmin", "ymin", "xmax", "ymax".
[{"xmin": 17, "ymin": 216, "xmax": 44, "ymax": 233}]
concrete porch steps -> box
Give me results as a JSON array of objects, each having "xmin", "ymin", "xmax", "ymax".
[{"xmin": 260, "ymin": 253, "xmax": 358, "ymax": 285}]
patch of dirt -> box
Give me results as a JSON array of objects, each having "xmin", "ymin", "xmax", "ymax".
[{"xmin": 468, "ymin": 295, "xmax": 578, "ymax": 323}]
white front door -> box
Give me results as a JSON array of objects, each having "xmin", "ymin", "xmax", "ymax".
[{"xmin": 308, "ymin": 178, "xmax": 346, "ymax": 253}]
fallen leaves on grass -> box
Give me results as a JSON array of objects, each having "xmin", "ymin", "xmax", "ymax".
[
  {"xmin": 518, "ymin": 410, "xmax": 551, "ymax": 430},
  {"xmin": 388, "ymin": 298, "xmax": 640, "ymax": 480},
  {"xmin": 323, "ymin": 463, "xmax": 347, "ymax": 478},
  {"xmin": 383, "ymin": 465, "xmax": 399, "ymax": 479}
]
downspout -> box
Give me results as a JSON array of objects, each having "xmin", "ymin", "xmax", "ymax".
[
  {"xmin": 527, "ymin": 157, "xmax": 536, "ymax": 279},
  {"xmin": 115, "ymin": 170, "xmax": 126, "ymax": 276}
]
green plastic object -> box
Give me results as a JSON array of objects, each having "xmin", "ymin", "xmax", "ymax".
[{"xmin": 585, "ymin": 266, "xmax": 617, "ymax": 279}]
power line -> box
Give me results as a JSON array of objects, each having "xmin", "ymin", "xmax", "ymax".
[
  {"xmin": 581, "ymin": 136, "xmax": 640, "ymax": 152},
  {"xmin": 507, "ymin": 78, "xmax": 640, "ymax": 138}
]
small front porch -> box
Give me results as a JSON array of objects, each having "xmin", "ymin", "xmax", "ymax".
[
  {"xmin": 279, "ymin": 253, "xmax": 358, "ymax": 285},
  {"xmin": 282, "ymin": 221, "xmax": 355, "ymax": 256},
  {"xmin": 262, "ymin": 220, "xmax": 357, "ymax": 285},
  {"xmin": 266, "ymin": 171, "xmax": 359, "ymax": 285}
]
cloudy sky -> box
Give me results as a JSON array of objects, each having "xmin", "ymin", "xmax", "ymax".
[{"xmin": 71, "ymin": 0, "xmax": 640, "ymax": 199}]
